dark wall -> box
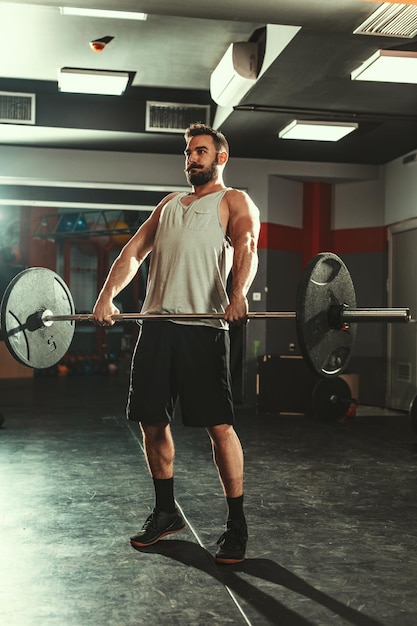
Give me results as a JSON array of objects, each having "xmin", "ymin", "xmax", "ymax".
[
  {"xmin": 341, "ymin": 251, "xmax": 388, "ymax": 405},
  {"xmin": 0, "ymin": 264, "xmax": 26, "ymax": 300},
  {"xmin": 265, "ymin": 249, "xmax": 303, "ymax": 356}
]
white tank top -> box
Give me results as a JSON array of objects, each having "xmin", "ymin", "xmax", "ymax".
[{"xmin": 141, "ymin": 189, "xmax": 233, "ymax": 329}]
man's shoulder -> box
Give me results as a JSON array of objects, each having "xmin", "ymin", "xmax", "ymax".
[
  {"xmin": 223, "ymin": 189, "xmax": 260, "ymax": 222},
  {"xmin": 158, "ymin": 191, "xmax": 183, "ymax": 209},
  {"xmin": 224, "ymin": 188, "xmax": 253, "ymax": 205},
  {"xmin": 224, "ymin": 187, "xmax": 248, "ymax": 200},
  {"xmin": 164, "ymin": 191, "xmax": 183, "ymax": 202}
]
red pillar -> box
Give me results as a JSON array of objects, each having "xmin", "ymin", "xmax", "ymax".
[
  {"xmin": 20, "ymin": 206, "xmax": 57, "ymax": 270},
  {"xmin": 302, "ymin": 182, "xmax": 332, "ymax": 266}
]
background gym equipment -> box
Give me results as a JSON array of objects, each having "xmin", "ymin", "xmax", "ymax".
[
  {"xmin": 311, "ymin": 377, "xmax": 353, "ymax": 421},
  {"xmin": 311, "ymin": 378, "xmax": 417, "ymax": 436},
  {"xmin": 0, "ymin": 252, "xmax": 411, "ymax": 373}
]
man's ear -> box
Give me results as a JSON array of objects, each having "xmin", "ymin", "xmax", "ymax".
[{"xmin": 218, "ymin": 150, "xmax": 228, "ymax": 166}]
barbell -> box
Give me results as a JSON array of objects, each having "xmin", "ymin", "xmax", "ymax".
[{"xmin": 0, "ymin": 252, "xmax": 411, "ymax": 375}]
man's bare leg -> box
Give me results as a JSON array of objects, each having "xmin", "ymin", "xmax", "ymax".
[
  {"xmin": 141, "ymin": 423, "xmax": 175, "ymax": 479},
  {"xmin": 207, "ymin": 423, "xmax": 248, "ymax": 563},
  {"xmin": 206, "ymin": 424, "xmax": 244, "ymax": 497},
  {"xmin": 130, "ymin": 423, "xmax": 185, "ymax": 547}
]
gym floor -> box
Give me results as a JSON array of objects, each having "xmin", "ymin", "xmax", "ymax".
[{"xmin": 1, "ymin": 375, "xmax": 417, "ymax": 626}]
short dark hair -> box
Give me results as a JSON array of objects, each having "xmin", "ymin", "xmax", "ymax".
[{"xmin": 184, "ymin": 123, "xmax": 229, "ymax": 155}]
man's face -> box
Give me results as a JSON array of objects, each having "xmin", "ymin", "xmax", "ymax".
[{"xmin": 184, "ymin": 135, "xmax": 220, "ymax": 187}]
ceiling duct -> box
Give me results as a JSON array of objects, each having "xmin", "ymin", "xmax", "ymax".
[
  {"xmin": 354, "ymin": 2, "xmax": 417, "ymax": 38},
  {"xmin": 212, "ymin": 24, "xmax": 301, "ymax": 129},
  {"xmin": 0, "ymin": 91, "xmax": 35, "ymax": 124},
  {"xmin": 210, "ymin": 42, "xmax": 258, "ymax": 107},
  {"xmin": 146, "ymin": 102, "xmax": 210, "ymax": 133}
]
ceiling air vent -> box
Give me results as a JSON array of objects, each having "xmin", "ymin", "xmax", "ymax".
[
  {"xmin": 146, "ymin": 101, "xmax": 210, "ymax": 133},
  {"xmin": 354, "ymin": 2, "xmax": 417, "ymax": 38},
  {"xmin": 0, "ymin": 91, "xmax": 35, "ymax": 124}
]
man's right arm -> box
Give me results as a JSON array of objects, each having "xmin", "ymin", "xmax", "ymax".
[{"xmin": 93, "ymin": 195, "xmax": 173, "ymax": 324}]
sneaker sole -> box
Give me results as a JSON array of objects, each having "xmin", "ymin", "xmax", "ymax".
[
  {"xmin": 215, "ymin": 555, "xmax": 245, "ymax": 564},
  {"xmin": 130, "ymin": 524, "xmax": 185, "ymax": 548}
]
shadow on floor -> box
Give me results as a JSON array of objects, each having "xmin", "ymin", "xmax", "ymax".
[{"xmin": 132, "ymin": 539, "xmax": 384, "ymax": 626}]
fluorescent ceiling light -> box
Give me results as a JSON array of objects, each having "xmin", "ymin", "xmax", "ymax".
[
  {"xmin": 60, "ymin": 7, "xmax": 147, "ymax": 21},
  {"xmin": 278, "ymin": 120, "xmax": 358, "ymax": 142},
  {"xmin": 351, "ymin": 50, "xmax": 417, "ymax": 83},
  {"xmin": 58, "ymin": 68, "xmax": 129, "ymax": 95}
]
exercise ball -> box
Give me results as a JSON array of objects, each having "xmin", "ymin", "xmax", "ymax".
[{"xmin": 108, "ymin": 220, "xmax": 131, "ymax": 246}]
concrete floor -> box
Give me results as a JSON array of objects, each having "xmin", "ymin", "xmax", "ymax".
[{"xmin": 1, "ymin": 375, "xmax": 417, "ymax": 626}]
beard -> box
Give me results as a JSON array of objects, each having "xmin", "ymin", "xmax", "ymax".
[{"xmin": 185, "ymin": 158, "xmax": 218, "ymax": 187}]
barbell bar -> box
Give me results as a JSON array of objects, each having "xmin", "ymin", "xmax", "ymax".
[
  {"xmin": 0, "ymin": 252, "xmax": 411, "ymax": 375},
  {"xmin": 42, "ymin": 311, "xmax": 297, "ymax": 323},
  {"xmin": 41, "ymin": 308, "xmax": 409, "ymax": 324}
]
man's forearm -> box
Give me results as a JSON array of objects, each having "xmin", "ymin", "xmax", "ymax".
[
  {"xmin": 230, "ymin": 237, "xmax": 258, "ymax": 299},
  {"xmin": 97, "ymin": 253, "xmax": 140, "ymax": 303}
]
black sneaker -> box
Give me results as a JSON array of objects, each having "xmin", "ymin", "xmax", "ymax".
[
  {"xmin": 130, "ymin": 508, "xmax": 185, "ymax": 547},
  {"xmin": 215, "ymin": 519, "xmax": 248, "ymax": 564}
]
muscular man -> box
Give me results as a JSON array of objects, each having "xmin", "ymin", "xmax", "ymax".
[{"xmin": 93, "ymin": 123, "xmax": 260, "ymax": 564}]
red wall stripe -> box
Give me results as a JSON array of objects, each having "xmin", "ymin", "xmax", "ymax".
[
  {"xmin": 332, "ymin": 226, "xmax": 388, "ymax": 254},
  {"xmin": 259, "ymin": 222, "xmax": 387, "ymax": 255},
  {"xmin": 23, "ymin": 207, "xmax": 57, "ymax": 270},
  {"xmin": 258, "ymin": 222, "xmax": 302, "ymax": 252}
]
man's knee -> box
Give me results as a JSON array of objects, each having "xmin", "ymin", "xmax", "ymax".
[
  {"xmin": 206, "ymin": 423, "xmax": 235, "ymax": 444},
  {"xmin": 141, "ymin": 422, "xmax": 171, "ymax": 444}
]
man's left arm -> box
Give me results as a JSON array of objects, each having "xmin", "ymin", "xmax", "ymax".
[{"xmin": 224, "ymin": 189, "xmax": 261, "ymax": 323}]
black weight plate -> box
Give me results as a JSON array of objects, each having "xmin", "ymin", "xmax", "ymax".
[
  {"xmin": 0, "ymin": 267, "xmax": 75, "ymax": 369},
  {"xmin": 312, "ymin": 377, "xmax": 352, "ymax": 421},
  {"xmin": 296, "ymin": 252, "xmax": 357, "ymax": 377}
]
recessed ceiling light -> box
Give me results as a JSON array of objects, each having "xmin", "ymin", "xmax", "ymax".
[
  {"xmin": 58, "ymin": 68, "xmax": 130, "ymax": 96},
  {"xmin": 351, "ymin": 49, "xmax": 417, "ymax": 83},
  {"xmin": 278, "ymin": 120, "xmax": 358, "ymax": 142},
  {"xmin": 60, "ymin": 7, "xmax": 147, "ymax": 21}
]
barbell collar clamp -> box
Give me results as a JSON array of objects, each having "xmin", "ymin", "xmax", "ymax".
[{"xmin": 40, "ymin": 309, "xmax": 54, "ymax": 327}]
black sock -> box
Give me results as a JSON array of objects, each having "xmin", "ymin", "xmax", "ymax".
[
  {"xmin": 226, "ymin": 495, "xmax": 245, "ymax": 522},
  {"xmin": 153, "ymin": 477, "xmax": 176, "ymax": 513}
]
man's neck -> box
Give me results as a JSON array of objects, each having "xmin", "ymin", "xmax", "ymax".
[{"xmin": 190, "ymin": 179, "xmax": 226, "ymax": 198}]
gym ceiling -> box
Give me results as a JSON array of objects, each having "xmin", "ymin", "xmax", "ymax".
[{"xmin": 1, "ymin": 0, "xmax": 417, "ymax": 165}]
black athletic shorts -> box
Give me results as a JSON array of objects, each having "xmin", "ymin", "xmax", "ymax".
[{"xmin": 126, "ymin": 321, "xmax": 235, "ymax": 427}]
